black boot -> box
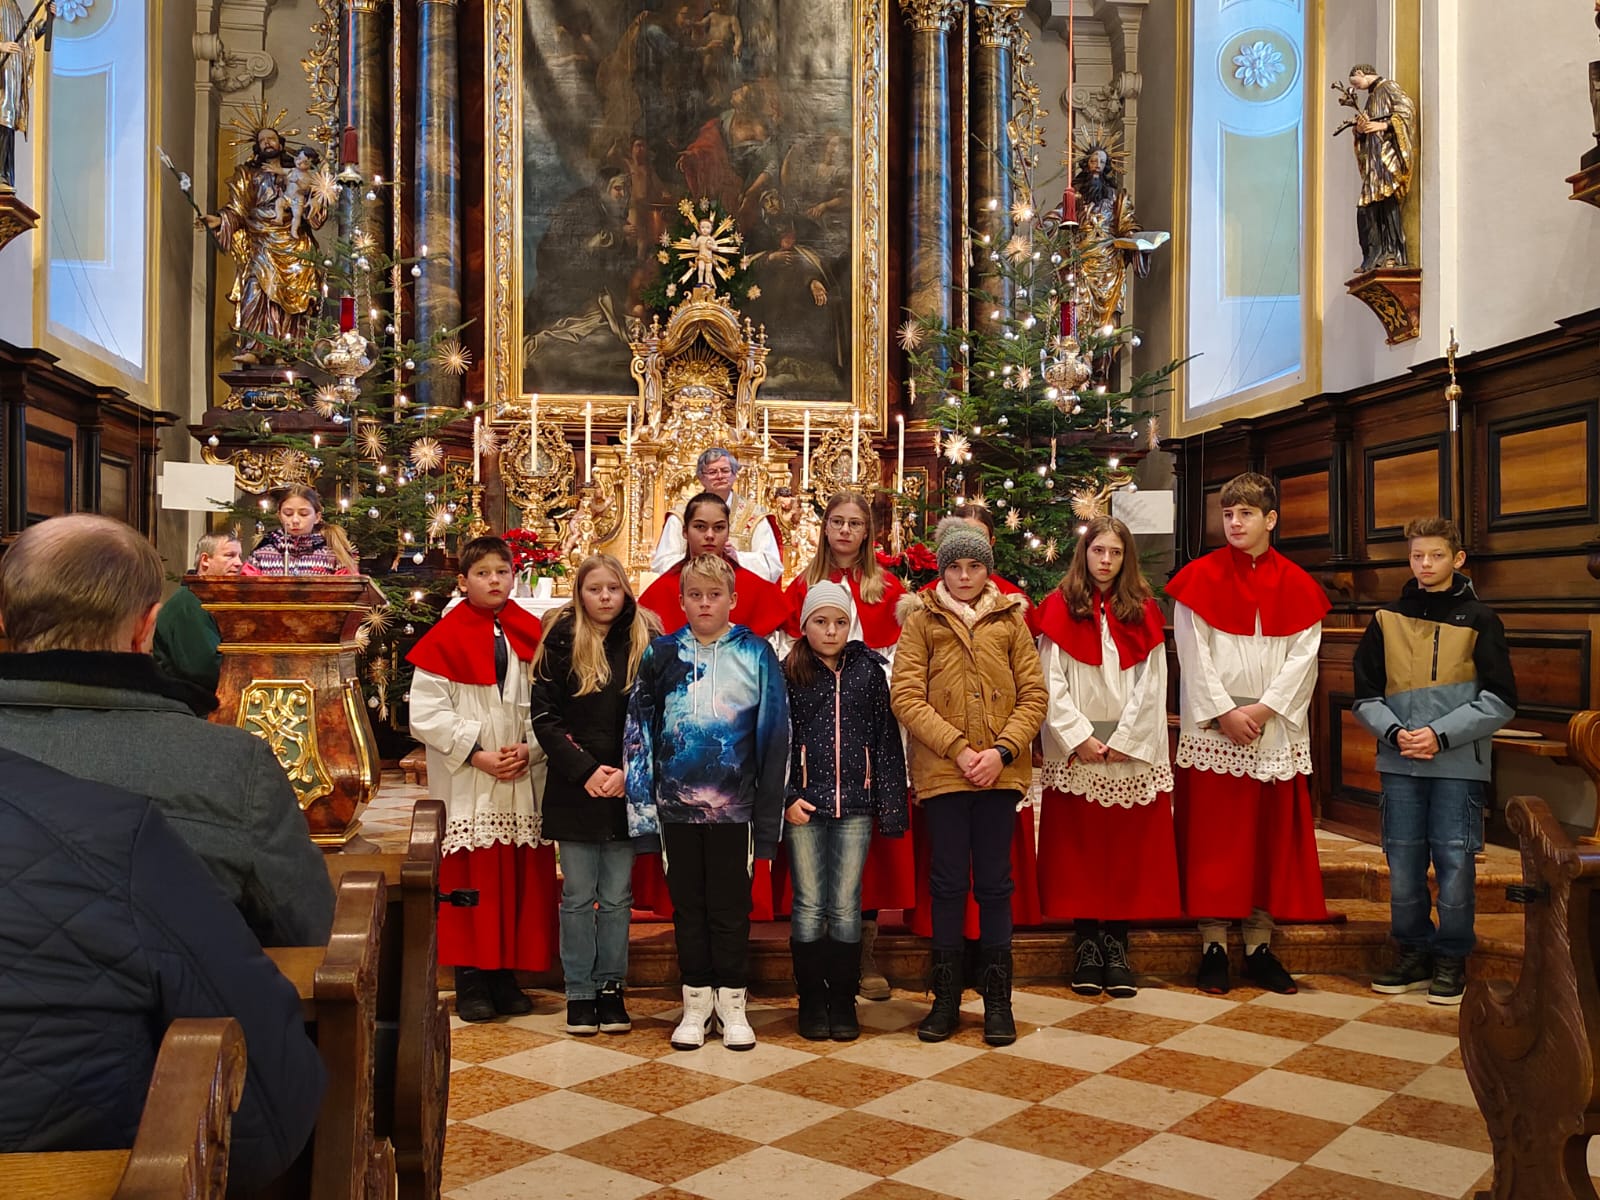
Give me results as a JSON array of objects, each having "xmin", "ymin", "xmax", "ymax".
[
  {"xmin": 1101, "ymin": 924, "xmax": 1137, "ymax": 999},
  {"xmin": 979, "ymin": 944, "xmax": 1017, "ymax": 1046},
  {"xmin": 826, "ymin": 938, "xmax": 861, "ymax": 1041},
  {"xmin": 791, "ymin": 939, "xmax": 831, "ymax": 1041},
  {"xmin": 486, "ymin": 968, "xmax": 535, "ymax": 1015},
  {"xmin": 917, "ymin": 948, "xmax": 963, "ymax": 1043},
  {"xmin": 453, "ymin": 966, "xmax": 496, "ymax": 1023}
]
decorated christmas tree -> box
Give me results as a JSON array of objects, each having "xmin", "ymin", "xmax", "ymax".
[{"xmin": 901, "ymin": 118, "xmax": 1182, "ymax": 597}]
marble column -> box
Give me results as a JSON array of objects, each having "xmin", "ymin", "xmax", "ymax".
[
  {"xmin": 900, "ymin": 0, "xmax": 962, "ymax": 413},
  {"xmin": 341, "ymin": 0, "xmax": 390, "ymax": 246},
  {"xmin": 414, "ymin": 0, "xmax": 461, "ymax": 416},
  {"xmin": 970, "ymin": 2, "xmax": 1024, "ymax": 334}
]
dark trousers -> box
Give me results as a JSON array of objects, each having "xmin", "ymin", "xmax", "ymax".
[
  {"xmin": 923, "ymin": 788, "xmax": 1018, "ymax": 951},
  {"xmin": 662, "ymin": 822, "xmax": 753, "ymax": 988}
]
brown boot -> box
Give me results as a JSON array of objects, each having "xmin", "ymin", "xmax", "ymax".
[{"xmin": 859, "ymin": 918, "xmax": 891, "ymax": 1000}]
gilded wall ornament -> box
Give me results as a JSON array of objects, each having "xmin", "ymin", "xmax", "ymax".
[
  {"xmin": 899, "ymin": 0, "xmax": 961, "ymax": 33},
  {"xmin": 237, "ymin": 680, "xmax": 334, "ymax": 807}
]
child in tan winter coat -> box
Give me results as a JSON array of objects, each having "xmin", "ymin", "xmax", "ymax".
[{"xmin": 890, "ymin": 518, "xmax": 1048, "ymax": 1046}]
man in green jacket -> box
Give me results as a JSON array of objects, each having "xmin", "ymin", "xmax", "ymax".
[{"xmin": 153, "ymin": 532, "xmax": 240, "ymax": 694}]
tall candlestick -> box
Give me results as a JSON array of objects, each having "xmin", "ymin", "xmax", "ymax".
[
  {"xmin": 896, "ymin": 413, "xmax": 906, "ymax": 493},
  {"xmin": 763, "ymin": 408, "xmax": 770, "ymax": 460},
  {"xmin": 851, "ymin": 411, "xmax": 860, "ymax": 482},
  {"xmin": 528, "ymin": 393, "xmax": 539, "ymax": 472},
  {"xmin": 584, "ymin": 402, "xmax": 593, "ymax": 482},
  {"xmin": 472, "ymin": 416, "xmax": 482, "ymax": 484},
  {"xmin": 801, "ymin": 409, "xmax": 811, "ymax": 491},
  {"xmin": 624, "ymin": 400, "xmax": 633, "ymax": 451}
]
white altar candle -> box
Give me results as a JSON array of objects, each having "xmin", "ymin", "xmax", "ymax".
[
  {"xmin": 851, "ymin": 411, "xmax": 860, "ymax": 481},
  {"xmin": 801, "ymin": 409, "xmax": 811, "ymax": 491},
  {"xmin": 896, "ymin": 413, "xmax": 906, "ymax": 493},
  {"xmin": 584, "ymin": 401, "xmax": 593, "ymax": 482},
  {"xmin": 472, "ymin": 416, "xmax": 482, "ymax": 484},
  {"xmin": 529, "ymin": 393, "xmax": 539, "ymax": 472},
  {"xmin": 763, "ymin": 408, "xmax": 770, "ymax": 459}
]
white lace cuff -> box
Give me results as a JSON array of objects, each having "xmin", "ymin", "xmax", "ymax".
[
  {"xmin": 1174, "ymin": 733, "xmax": 1312, "ymax": 782},
  {"xmin": 1040, "ymin": 759, "xmax": 1174, "ymax": 808}
]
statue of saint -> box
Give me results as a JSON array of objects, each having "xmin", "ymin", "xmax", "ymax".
[
  {"xmin": 1071, "ymin": 140, "xmax": 1151, "ymax": 340},
  {"xmin": 1336, "ymin": 65, "xmax": 1417, "ymax": 272},
  {"xmin": 0, "ymin": 0, "xmax": 49, "ymax": 194},
  {"xmin": 199, "ymin": 122, "xmax": 331, "ymax": 365}
]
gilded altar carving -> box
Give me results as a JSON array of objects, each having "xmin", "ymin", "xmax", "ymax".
[
  {"xmin": 973, "ymin": 1, "xmax": 1025, "ymax": 48},
  {"xmin": 301, "ymin": 0, "xmax": 341, "ymax": 146},
  {"xmin": 899, "ymin": 0, "xmax": 962, "ymax": 33},
  {"xmin": 236, "ymin": 679, "xmax": 334, "ymax": 808},
  {"xmin": 202, "ymin": 444, "xmax": 313, "ymax": 495}
]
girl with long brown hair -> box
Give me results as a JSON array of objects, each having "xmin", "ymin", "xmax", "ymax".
[
  {"xmin": 242, "ymin": 484, "xmax": 358, "ymax": 575},
  {"xmin": 530, "ymin": 554, "xmax": 661, "ymax": 1036},
  {"xmin": 1034, "ymin": 515, "xmax": 1180, "ymax": 998}
]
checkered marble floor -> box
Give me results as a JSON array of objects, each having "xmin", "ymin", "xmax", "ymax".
[{"xmin": 359, "ymin": 774, "xmax": 1527, "ymax": 1199}]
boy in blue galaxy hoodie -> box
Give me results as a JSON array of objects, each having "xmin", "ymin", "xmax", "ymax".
[
  {"xmin": 625, "ymin": 553, "xmax": 790, "ymax": 1052},
  {"xmin": 1353, "ymin": 517, "xmax": 1516, "ymax": 1007}
]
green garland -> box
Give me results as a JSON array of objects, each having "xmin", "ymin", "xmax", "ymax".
[{"xmin": 640, "ymin": 196, "xmax": 757, "ymax": 315}]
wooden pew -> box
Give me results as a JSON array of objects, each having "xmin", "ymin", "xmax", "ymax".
[
  {"xmin": 266, "ymin": 871, "xmax": 395, "ymax": 1200},
  {"xmin": 1461, "ymin": 713, "xmax": 1600, "ymax": 1198},
  {"xmin": 0, "ymin": 1017, "xmax": 248, "ymax": 1199},
  {"xmin": 324, "ymin": 799, "xmax": 450, "ymax": 1200}
]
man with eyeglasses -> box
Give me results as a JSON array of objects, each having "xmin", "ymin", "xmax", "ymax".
[{"xmin": 650, "ymin": 447, "xmax": 784, "ymax": 582}]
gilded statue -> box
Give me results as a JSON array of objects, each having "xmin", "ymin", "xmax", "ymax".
[
  {"xmin": 1335, "ymin": 65, "xmax": 1417, "ymax": 272},
  {"xmin": 561, "ymin": 482, "xmax": 613, "ymax": 574},
  {"xmin": 0, "ymin": 0, "xmax": 50, "ymax": 193},
  {"xmin": 199, "ymin": 108, "xmax": 332, "ymax": 365},
  {"xmin": 1069, "ymin": 129, "xmax": 1163, "ymax": 342}
]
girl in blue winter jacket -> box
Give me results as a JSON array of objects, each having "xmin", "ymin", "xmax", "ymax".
[{"xmin": 782, "ymin": 581, "xmax": 908, "ymax": 1042}]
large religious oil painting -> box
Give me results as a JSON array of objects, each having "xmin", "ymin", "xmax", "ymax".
[{"xmin": 485, "ymin": 0, "xmax": 887, "ymax": 420}]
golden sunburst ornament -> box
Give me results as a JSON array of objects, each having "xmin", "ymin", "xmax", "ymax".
[
  {"xmin": 226, "ymin": 101, "xmax": 298, "ymax": 148},
  {"xmin": 310, "ymin": 167, "xmax": 341, "ymax": 206},
  {"xmin": 942, "ymin": 432, "xmax": 971, "ymax": 464},
  {"xmin": 362, "ymin": 606, "xmax": 393, "ymax": 636},
  {"xmin": 358, "ymin": 424, "xmax": 386, "ymax": 460},
  {"xmin": 1071, "ymin": 487, "xmax": 1109, "ymax": 520},
  {"xmin": 434, "ymin": 339, "xmax": 472, "ymax": 376},
  {"xmin": 1004, "ymin": 508, "xmax": 1022, "ymax": 531},
  {"xmin": 313, "ymin": 385, "xmax": 343, "ymax": 418},
  {"xmin": 354, "ymin": 625, "xmax": 371, "ymax": 652},
  {"xmin": 1043, "ymin": 537, "xmax": 1060, "ymax": 563},
  {"xmin": 1147, "ymin": 417, "xmax": 1162, "ymax": 451},
  {"xmin": 477, "ymin": 423, "xmax": 500, "ymax": 455},
  {"xmin": 1004, "ymin": 234, "xmax": 1032, "ymax": 264},
  {"xmin": 409, "ymin": 437, "xmax": 444, "ymax": 472},
  {"xmin": 427, "ymin": 505, "xmax": 453, "ymax": 540},
  {"xmin": 1011, "ymin": 195, "xmax": 1036, "ymax": 225},
  {"xmin": 897, "ymin": 319, "xmax": 924, "ymax": 352}
]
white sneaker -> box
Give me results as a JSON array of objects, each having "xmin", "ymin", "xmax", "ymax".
[
  {"xmin": 714, "ymin": 986, "xmax": 756, "ymax": 1051},
  {"xmin": 670, "ymin": 985, "xmax": 716, "ymax": 1051}
]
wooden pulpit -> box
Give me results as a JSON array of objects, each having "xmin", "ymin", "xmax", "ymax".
[{"xmin": 190, "ymin": 577, "xmax": 383, "ymax": 847}]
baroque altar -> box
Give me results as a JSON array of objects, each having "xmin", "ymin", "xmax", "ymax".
[{"xmin": 494, "ymin": 285, "xmax": 880, "ymax": 589}]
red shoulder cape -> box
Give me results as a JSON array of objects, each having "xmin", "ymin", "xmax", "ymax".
[
  {"xmin": 1035, "ymin": 589, "xmax": 1165, "ymax": 670},
  {"xmin": 785, "ymin": 568, "xmax": 907, "ymax": 648},
  {"xmin": 406, "ymin": 599, "xmax": 544, "ymax": 686},
  {"xmin": 638, "ymin": 563, "xmax": 790, "ymax": 637},
  {"xmin": 1165, "ymin": 546, "xmax": 1330, "ymax": 637}
]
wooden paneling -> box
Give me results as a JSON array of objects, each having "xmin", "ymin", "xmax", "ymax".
[
  {"xmin": 1202, "ymin": 485, "xmax": 1224, "ymax": 549},
  {"xmin": 1335, "ymin": 704, "xmax": 1381, "ymax": 799},
  {"xmin": 100, "ymin": 458, "xmax": 130, "ymax": 524},
  {"xmin": 1508, "ymin": 631, "xmax": 1591, "ymax": 718},
  {"xmin": 1366, "ymin": 435, "xmax": 1446, "ymax": 539},
  {"xmin": 1488, "ymin": 404, "xmax": 1597, "ymax": 531},
  {"xmin": 24, "ymin": 428, "xmax": 72, "ymax": 521},
  {"xmin": 1274, "ymin": 466, "xmax": 1330, "ymax": 545}
]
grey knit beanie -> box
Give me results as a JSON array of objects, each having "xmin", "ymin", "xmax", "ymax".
[
  {"xmin": 935, "ymin": 516, "xmax": 994, "ymax": 574},
  {"xmin": 800, "ymin": 580, "xmax": 854, "ymax": 626}
]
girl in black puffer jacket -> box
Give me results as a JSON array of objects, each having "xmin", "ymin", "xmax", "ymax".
[
  {"xmin": 782, "ymin": 581, "xmax": 908, "ymax": 1042},
  {"xmin": 530, "ymin": 554, "xmax": 660, "ymax": 1037}
]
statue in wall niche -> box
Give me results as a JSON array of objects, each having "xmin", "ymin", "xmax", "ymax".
[
  {"xmin": 0, "ymin": 0, "xmax": 52, "ymax": 194},
  {"xmin": 1069, "ymin": 128, "xmax": 1166, "ymax": 352},
  {"xmin": 198, "ymin": 110, "xmax": 332, "ymax": 365},
  {"xmin": 1334, "ymin": 65, "xmax": 1417, "ymax": 272}
]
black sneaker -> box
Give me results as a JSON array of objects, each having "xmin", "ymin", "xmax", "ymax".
[
  {"xmin": 1372, "ymin": 949, "xmax": 1434, "ymax": 995},
  {"xmin": 1428, "ymin": 956, "xmax": 1466, "ymax": 1007},
  {"xmin": 454, "ymin": 967, "xmax": 496, "ymax": 1023},
  {"xmin": 1070, "ymin": 936, "xmax": 1105, "ymax": 996},
  {"xmin": 1100, "ymin": 931, "xmax": 1138, "ymax": 999},
  {"xmin": 596, "ymin": 982, "xmax": 632, "ymax": 1033},
  {"xmin": 564, "ymin": 998, "xmax": 600, "ymax": 1036},
  {"xmin": 1242, "ymin": 944, "xmax": 1297, "ymax": 994},
  {"xmin": 1196, "ymin": 943, "xmax": 1230, "ymax": 995}
]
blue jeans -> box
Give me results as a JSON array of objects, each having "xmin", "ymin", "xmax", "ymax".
[
  {"xmin": 787, "ymin": 815, "xmax": 873, "ymax": 942},
  {"xmin": 557, "ymin": 840, "xmax": 635, "ymax": 1000},
  {"xmin": 1379, "ymin": 773, "xmax": 1484, "ymax": 959}
]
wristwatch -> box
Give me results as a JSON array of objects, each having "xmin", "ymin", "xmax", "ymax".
[{"xmin": 996, "ymin": 746, "xmax": 1015, "ymax": 766}]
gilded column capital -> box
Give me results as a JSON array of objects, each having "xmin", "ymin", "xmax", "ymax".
[
  {"xmin": 973, "ymin": 3, "xmax": 1025, "ymax": 48},
  {"xmin": 350, "ymin": 0, "xmax": 380, "ymax": 12},
  {"xmin": 898, "ymin": 0, "xmax": 961, "ymax": 33}
]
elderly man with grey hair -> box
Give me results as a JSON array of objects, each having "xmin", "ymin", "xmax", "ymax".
[
  {"xmin": 152, "ymin": 530, "xmax": 242, "ymax": 694},
  {"xmin": 649, "ymin": 447, "xmax": 783, "ymax": 581},
  {"xmin": 0, "ymin": 514, "xmax": 333, "ymax": 947}
]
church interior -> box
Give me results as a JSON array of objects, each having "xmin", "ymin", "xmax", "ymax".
[{"xmin": 4, "ymin": 0, "xmax": 1600, "ymax": 1196}]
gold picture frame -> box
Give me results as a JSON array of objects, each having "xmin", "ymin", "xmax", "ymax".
[{"xmin": 483, "ymin": 0, "xmax": 888, "ymax": 431}]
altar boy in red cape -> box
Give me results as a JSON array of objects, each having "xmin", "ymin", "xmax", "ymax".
[
  {"xmin": 1167, "ymin": 473, "xmax": 1330, "ymax": 996},
  {"xmin": 408, "ymin": 536, "xmax": 560, "ymax": 1022}
]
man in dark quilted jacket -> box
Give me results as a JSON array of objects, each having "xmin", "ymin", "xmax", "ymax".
[{"xmin": 0, "ymin": 746, "xmax": 324, "ymax": 1182}]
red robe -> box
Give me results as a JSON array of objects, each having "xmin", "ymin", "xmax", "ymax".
[
  {"xmin": 784, "ymin": 568, "xmax": 907, "ymax": 649},
  {"xmin": 637, "ymin": 562, "xmax": 791, "ymax": 637}
]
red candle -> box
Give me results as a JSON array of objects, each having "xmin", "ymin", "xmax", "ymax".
[
  {"xmin": 1061, "ymin": 185, "xmax": 1078, "ymax": 224},
  {"xmin": 339, "ymin": 296, "xmax": 356, "ymax": 332},
  {"xmin": 341, "ymin": 126, "xmax": 358, "ymax": 166}
]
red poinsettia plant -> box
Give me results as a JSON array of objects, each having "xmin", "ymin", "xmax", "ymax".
[
  {"xmin": 875, "ymin": 541, "xmax": 938, "ymax": 590},
  {"xmin": 502, "ymin": 528, "xmax": 565, "ymax": 577}
]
